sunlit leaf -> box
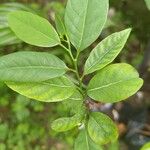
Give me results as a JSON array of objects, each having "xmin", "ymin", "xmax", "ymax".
[
  {"xmin": 87, "ymin": 63, "xmax": 143, "ymax": 103},
  {"xmin": 0, "ymin": 51, "xmax": 68, "ymax": 82},
  {"xmin": 84, "ymin": 29, "xmax": 131, "ymax": 74},
  {"xmin": 65, "ymin": 0, "xmax": 108, "ymax": 51},
  {"xmin": 6, "ymin": 76, "xmax": 75, "ymax": 102},
  {"xmin": 8, "ymin": 11, "xmax": 60, "ymax": 47}
]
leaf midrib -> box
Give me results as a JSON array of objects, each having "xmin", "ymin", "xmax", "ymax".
[
  {"xmin": 0, "ymin": 65, "xmax": 66, "ymax": 70},
  {"xmin": 88, "ymin": 78, "xmax": 138, "ymax": 92},
  {"xmin": 13, "ymin": 15, "xmax": 59, "ymax": 43},
  {"xmin": 9, "ymin": 81, "xmax": 73, "ymax": 88},
  {"xmin": 86, "ymin": 37, "xmax": 122, "ymax": 73},
  {"xmin": 78, "ymin": 0, "xmax": 89, "ymax": 50}
]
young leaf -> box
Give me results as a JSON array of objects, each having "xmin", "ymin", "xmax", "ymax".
[
  {"xmin": 74, "ymin": 129, "xmax": 103, "ymax": 150},
  {"xmin": 87, "ymin": 63, "xmax": 143, "ymax": 103},
  {"xmin": 55, "ymin": 14, "xmax": 66, "ymax": 38},
  {"xmin": 62, "ymin": 90, "xmax": 83, "ymax": 114},
  {"xmin": 65, "ymin": 0, "xmax": 108, "ymax": 51},
  {"xmin": 8, "ymin": 11, "xmax": 60, "ymax": 47},
  {"xmin": 84, "ymin": 29, "xmax": 131, "ymax": 74},
  {"xmin": 6, "ymin": 76, "xmax": 75, "ymax": 102},
  {"xmin": 0, "ymin": 51, "xmax": 68, "ymax": 82},
  {"xmin": 51, "ymin": 113, "xmax": 83, "ymax": 132},
  {"xmin": 88, "ymin": 112, "xmax": 118, "ymax": 145}
]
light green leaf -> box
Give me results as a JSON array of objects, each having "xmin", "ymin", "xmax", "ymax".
[
  {"xmin": 65, "ymin": 0, "xmax": 108, "ymax": 51},
  {"xmin": 74, "ymin": 129, "xmax": 103, "ymax": 150},
  {"xmin": 0, "ymin": 51, "xmax": 68, "ymax": 82},
  {"xmin": 55, "ymin": 14, "xmax": 66, "ymax": 38},
  {"xmin": 8, "ymin": 11, "xmax": 60, "ymax": 47},
  {"xmin": 87, "ymin": 63, "xmax": 143, "ymax": 103},
  {"xmin": 0, "ymin": 28, "xmax": 20, "ymax": 46},
  {"xmin": 0, "ymin": 2, "xmax": 36, "ymax": 46},
  {"xmin": 51, "ymin": 113, "xmax": 82, "ymax": 132},
  {"xmin": 88, "ymin": 112, "xmax": 118, "ymax": 145},
  {"xmin": 62, "ymin": 90, "xmax": 83, "ymax": 114},
  {"xmin": 108, "ymin": 141, "xmax": 119, "ymax": 150},
  {"xmin": 84, "ymin": 29, "xmax": 131, "ymax": 74},
  {"xmin": 141, "ymin": 142, "xmax": 150, "ymax": 150},
  {"xmin": 6, "ymin": 76, "xmax": 75, "ymax": 102},
  {"xmin": 145, "ymin": 0, "xmax": 150, "ymax": 10}
]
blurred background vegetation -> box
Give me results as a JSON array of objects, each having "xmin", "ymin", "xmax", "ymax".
[{"xmin": 0, "ymin": 0, "xmax": 150, "ymax": 150}]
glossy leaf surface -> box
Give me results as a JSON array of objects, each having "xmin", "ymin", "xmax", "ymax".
[
  {"xmin": 84, "ymin": 29, "xmax": 131, "ymax": 74},
  {"xmin": 65, "ymin": 0, "xmax": 108, "ymax": 51},
  {"xmin": 0, "ymin": 52, "xmax": 67, "ymax": 82},
  {"xmin": 8, "ymin": 11, "xmax": 60, "ymax": 47},
  {"xmin": 87, "ymin": 63, "xmax": 143, "ymax": 103},
  {"xmin": 6, "ymin": 76, "xmax": 75, "ymax": 102}
]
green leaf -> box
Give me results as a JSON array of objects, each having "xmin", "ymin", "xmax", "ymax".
[
  {"xmin": 88, "ymin": 112, "xmax": 118, "ymax": 145},
  {"xmin": 141, "ymin": 142, "xmax": 150, "ymax": 150},
  {"xmin": 55, "ymin": 14, "xmax": 66, "ymax": 38},
  {"xmin": 62, "ymin": 90, "xmax": 83, "ymax": 114},
  {"xmin": 84, "ymin": 29, "xmax": 131, "ymax": 74},
  {"xmin": 145, "ymin": 0, "xmax": 150, "ymax": 10},
  {"xmin": 74, "ymin": 129, "xmax": 103, "ymax": 150},
  {"xmin": 8, "ymin": 11, "xmax": 60, "ymax": 47},
  {"xmin": 0, "ymin": 51, "xmax": 68, "ymax": 82},
  {"xmin": 65, "ymin": 0, "xmax": 108, "ymax": 51},
  {"xmin": 6, "ymin": 76, "xmax": 75, "ymax": 102},
  {"xmin": 108, "ymin": 141, "xmax": 119, "ymax": 150},
  {"xmin": 0, "ymin": 2, "xmax": 36, "ymax": 46},
  {"xmin": 0, "ymin": 28, "xmax": 20, "ymax": 46},
  {"xmin": 51, "ymin": 113, "xmax": 82, "ymax": 132},
  {"xmin": 87, "ymin": 63, "xmax": 143, "ymax": 103}
]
